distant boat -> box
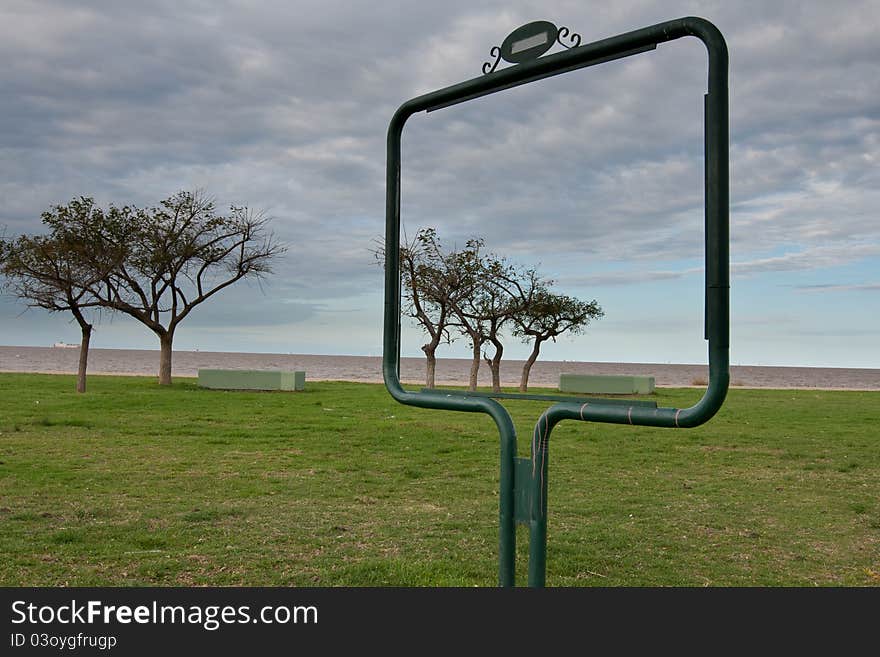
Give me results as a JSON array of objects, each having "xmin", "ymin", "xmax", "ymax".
[{"xmin": 52, "ymin": 342, "xmax": 79, "ymax": 349}]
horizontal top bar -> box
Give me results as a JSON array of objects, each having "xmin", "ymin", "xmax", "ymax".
[
  {"xmin": 390, "ymin": 16, "xmax": 727, "ymax": 122},
  {"xmin": 426, "ymin": 44, "xmax": 656, "ymax": 112}
]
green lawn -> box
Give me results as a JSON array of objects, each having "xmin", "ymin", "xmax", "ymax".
[{"xmin": 0, "ymin": 373, "xmax": 877, "ymax": 586}]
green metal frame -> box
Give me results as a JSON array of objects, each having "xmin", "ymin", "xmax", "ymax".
[{"xmin": 383, "ymin": 16, "xmax": 729, "ymax": 586}]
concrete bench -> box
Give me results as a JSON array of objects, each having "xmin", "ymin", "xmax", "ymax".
[
  {"xmin": 197, "ymin": 369, "xmax": 305, "ymax": 391},
  {"xmin": 559, "ymin": 373, "xmax": 655, "ymax": 395}
]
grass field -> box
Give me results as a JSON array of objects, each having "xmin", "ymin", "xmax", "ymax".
[{"xmin": 0, "ymin": 373, "xmax": 877, "ymax": 586}]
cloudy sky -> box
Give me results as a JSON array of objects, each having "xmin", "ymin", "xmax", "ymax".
[{"xmin": 1, "ymin": 0, "xmax": 878, "ymax": 368}]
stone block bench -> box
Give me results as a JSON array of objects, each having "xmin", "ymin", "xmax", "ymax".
[
  {"xmin": 197, "ymin": 369, "xmax": 305, "ymax": 391},
  {"xmin": 559, "ymin": 373, "xmax": 655, "ymax": 395}
]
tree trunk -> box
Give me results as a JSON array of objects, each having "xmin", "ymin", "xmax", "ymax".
[
  {"xmin": 484, "ymin": 339, "xmax": 503, "ymax": 393},
  {"xmin": 158, "ymin": 331, "xmax": 174, "ymax": 385},
  {"xmin": 468, "ymin": 338, "xmax": 481, "ymax": 391},
  {"xmin": 423, "ymin": 345, "xmax": 437, "ymax": 389},
  {"xmin": 519, "ymin": 340, "xmax": 543, "ymax": 392},
  {"xmin": 76, "ymin": 323, "xmax": 92, "ymax": 394}
]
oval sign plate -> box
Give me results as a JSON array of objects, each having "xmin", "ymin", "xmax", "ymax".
[{"xmin": 500, "ymin": 21, "xmax": 558, "ymax": 64}]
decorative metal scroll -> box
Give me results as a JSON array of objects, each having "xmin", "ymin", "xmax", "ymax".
[{"xmin": 482, "ymin": 21, "xmax": 582, "ymax": 74}]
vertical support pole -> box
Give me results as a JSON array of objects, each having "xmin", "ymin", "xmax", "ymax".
[
  {"xmin": 494, "ymin": 408, "xmax": 518, "ymax": 586},
  {"xmin": 526, "ymin": 413, "xmax": 551, "ymax": 587},
  {"xmin": 526, "ymin": 458, "xmax": 548, "ymax": 586}
]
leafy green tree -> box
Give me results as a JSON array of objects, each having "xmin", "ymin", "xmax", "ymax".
[
  {"xmin": 512, "ymin": 289, "xmax": 604, "ymax": 392},
  {"xmin": 444, "ymin": 238, "xmax": 492, "ymax": 391},
  {"xmin": 1, "ymin": 198, "xmax": 124, "ymax": 392},
  {"xmin": 380, "ymin": 227, "xmax": 603, "ymax": 392},
  {"xmin": 379, "ymin": 227, "xmax": 481, "ymax": 388},
  {"xmin": 10, "ymin": 191, "xmax": 284, "ymax": 386},
  {"xmin": 454, "ymin": 255, "xmax": 517, "ymax": 393},
  {"xmin": 475, "ymin": 260, "xmax": 538, "ymax": 393},
  {"xmin": 88, "ymin": 191, "xmax": 285, "ymax": 385}
]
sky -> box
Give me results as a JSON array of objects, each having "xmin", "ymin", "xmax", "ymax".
[{"xmin": 0, "ymin": 0, "xmax": 878, "ymax": 368}]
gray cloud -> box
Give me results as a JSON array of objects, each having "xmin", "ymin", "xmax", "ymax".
[
  {"xmin": 795, "ymin": 283, "xmax": 880, "ymax": 293},
  {"xmin": 1, "ymin": 1, "xmax": 878, "ymax": 363},
  {"xmin": 560, "ymin": 243, "xmax": 880, "ymax": 288},
  {"xmin": 561, "ymin": 267, "xmax": 701, "ymax": 287},
  {"xmin": 732, "ymin": 243, "xmax": 880, "ymax": 275}
]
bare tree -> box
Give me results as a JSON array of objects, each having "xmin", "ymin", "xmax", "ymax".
[{"xmin": 0, "ymin": 198, "xmax": 120, "ymax": 392}]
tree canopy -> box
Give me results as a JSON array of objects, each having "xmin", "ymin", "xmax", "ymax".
[
  {"xmin": 389, "ymin": 227, "xmax": 603, "ymax": 391},
  {"xmin": 1, "ymin": 191, "xmax": 285, "ymax": 386},
  {"xmin": 0, "ymin": 197, "xmax": 122, "ymax": 392}
]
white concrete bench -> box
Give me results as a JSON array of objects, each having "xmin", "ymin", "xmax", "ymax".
[
  {"xmin": 559, "ymin": 374, "xmax": 654, "ymax": 395},
  {"xmin": 197, "ymin": 369, "xmax": 305, "ymax": 391}
]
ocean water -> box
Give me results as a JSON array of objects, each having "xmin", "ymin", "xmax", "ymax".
[{"xmin": 1, "ymin": 346, "xmax": 879, "ymax": 390}]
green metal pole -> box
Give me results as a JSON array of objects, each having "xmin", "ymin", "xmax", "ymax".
[
  {"xmin": 527, "ymin": 414, "xmax": 551, "ymax": 587},
  {"xmin": 496, "ymin": 409, "xmax": 517, "ymax": 586}
]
